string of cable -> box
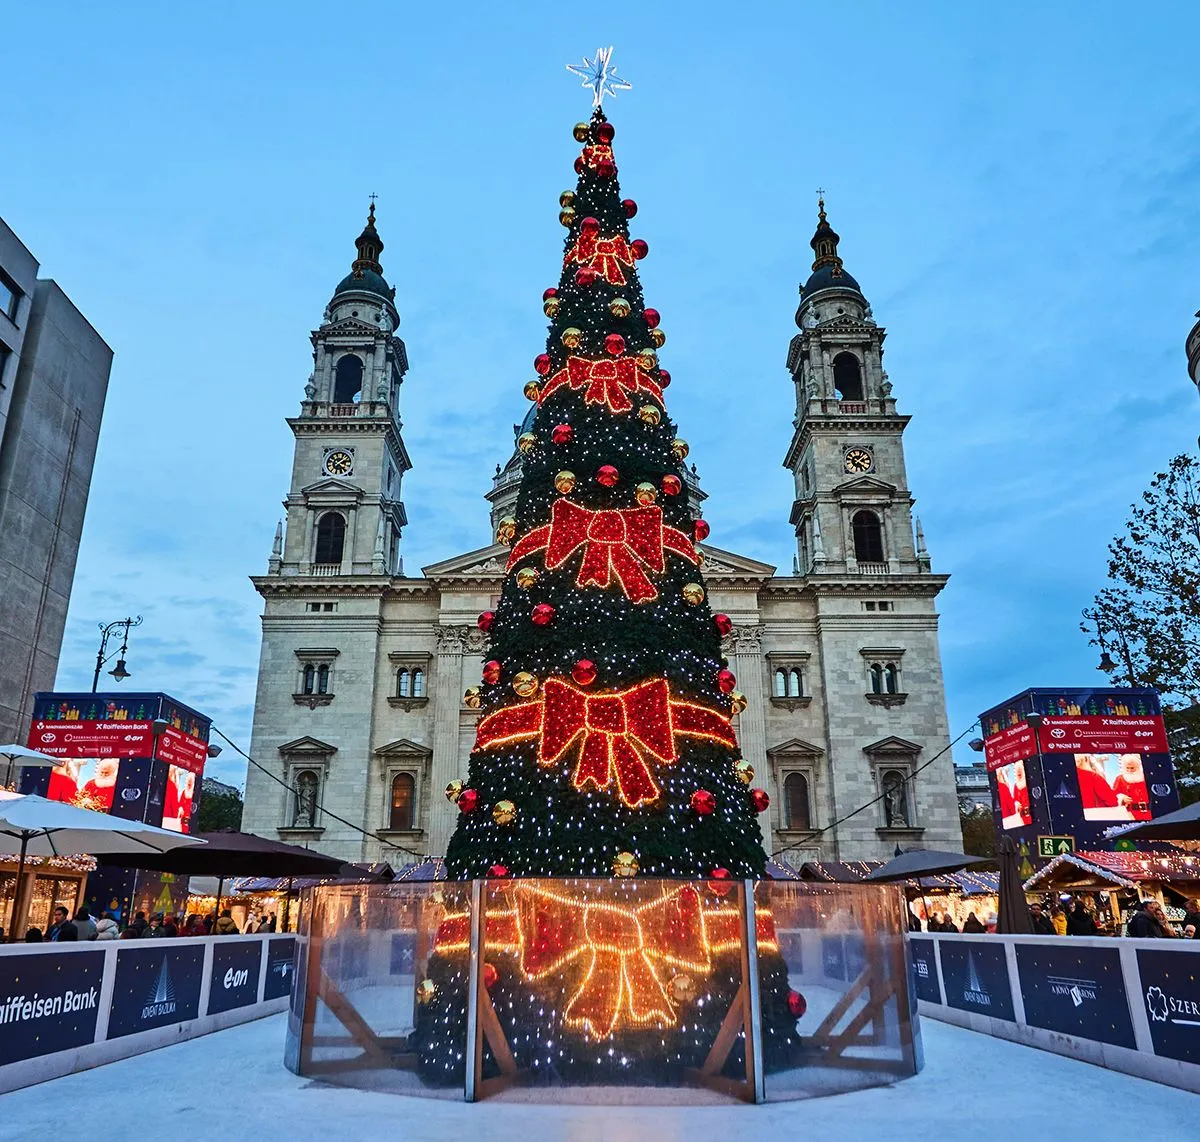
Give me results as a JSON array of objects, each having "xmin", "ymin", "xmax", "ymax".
[
  {"xmin": 769, "ymin": 720, "xmax": 981, "ymax": 860},
  {"xmin": 211, "ymin": 725, "xmax": 426, "ymax": 861}
]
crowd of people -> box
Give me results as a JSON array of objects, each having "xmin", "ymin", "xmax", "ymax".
[
  {"xmin": 910, "ymin": 895, "xmax": 1200, "ymax": 937},
  {"xmin": 18, "ymin": 904, "xmax": 279, "ymax": 942}
]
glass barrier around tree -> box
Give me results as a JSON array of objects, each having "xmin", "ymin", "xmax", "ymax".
[{"xmin": 285, "ymin": 879, "xmax": 920, "ymax": 1103}]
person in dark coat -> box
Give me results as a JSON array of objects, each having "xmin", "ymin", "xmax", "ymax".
[
  {"xmin": 1066, "ymin": 900, "xmax": 1098, "ymax": 936},
  {"xmin": 1181, "ymin": 897, "xmax": 1200, "ymax": 939},
  {"xmin": 1029, "ymin": 901, "xmax": 1055, "ymax": 935},
  {"xmin": 1127, "ymin": 899, "xmax": 1176, "ymax": 938},
  {"xmin": 24, "ymin": 927, "xmax": 43, "ymax": 942},
  {"xmin": 129, "ymin": 911, "xmax": 148, "ymax": 937},
  {"xmin": 962, "ymin": 911, "xmax": 986, "ymax": 933}
]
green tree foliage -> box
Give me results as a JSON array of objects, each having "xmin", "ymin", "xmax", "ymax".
[
  {"xmin": 959, "ymin": 806, "xmax": 996, "ymax": 857},
  {"xmin": 195, "ymin": 785, "xmax": 243, "ymax": 831},
  {"xmin": 1084, "ymin": 452, "xmax": 1200, "ymax": 804}
]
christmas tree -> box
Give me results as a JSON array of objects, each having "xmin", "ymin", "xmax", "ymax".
[{"xmin": 415, "ymin": 60, "xmax": 801, "ymax": 1086}]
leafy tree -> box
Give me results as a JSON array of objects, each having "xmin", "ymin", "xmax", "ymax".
[
  {"xmin": 1083, "ymin": 452, "xmax": 1200, "ymax": 804},
  {"xmin": 195, "ymin": 784, "xmax": 243, "ymax": 831},
  {"xmin": 959, "ymin": 806, "xmax": 996, "ymax": 857}
]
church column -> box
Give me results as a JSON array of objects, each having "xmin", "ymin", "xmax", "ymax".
[
  {"xmin": 726, "ymin": 624, "xmax": 767, "ymax": 772},
  {"xmin": 429, "ymin": 625, "xmax": 468, "ymax": 854}
]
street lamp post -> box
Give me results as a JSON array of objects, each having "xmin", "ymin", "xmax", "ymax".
[
  {"xmin": 1082, "ymin": 607, "xmax": 1138, "ymax": 687},
  {"xmin": 92, "ymin": 616, "xmax": 143, "ymax": 692}
]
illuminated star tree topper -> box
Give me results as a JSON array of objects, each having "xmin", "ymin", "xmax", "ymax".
[{"xmin": 566, "ymin": 46, "xmax": 632, "ymax": 108}]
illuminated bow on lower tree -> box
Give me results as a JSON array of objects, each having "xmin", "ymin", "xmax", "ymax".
[
  {"xmin": 538, "ymin": 355, "xmax": 663, "ymax": 414},
  {"xmin": 474, "ymin": 676, "xmax": 737, "ymax": 808},
  {"xmin": 566, "ymin": 231, "xmax": 634, "ymax": 286},
  {"xmin": 508, "ymin": 500, "xmax": 697, "ymax": 604}
]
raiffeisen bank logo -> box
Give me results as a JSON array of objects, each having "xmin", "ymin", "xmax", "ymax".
[
  {"xmin": 0, "ymin": 986, "xmax": 98, "ymax": 1025},
  {"xmin": 142, "ymin": 957, "xmax": 177, "ymax": 1021}
]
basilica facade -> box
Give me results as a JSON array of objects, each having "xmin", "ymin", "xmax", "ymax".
[{"xmin": 240, "ymin": 203, "xmax": 963, "ymax": 868}]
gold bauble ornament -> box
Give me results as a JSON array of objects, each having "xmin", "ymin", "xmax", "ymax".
[
  {"xmin": 669, "ymin": 974, "xmax": 697, "ymax": 1003},
  {"xmin": 637, "ymin": 404, "xmax": 662, "ymax": 426},
  {"xmin": 515, "ymin": 566, "xmax": 540, "ymax": 590},
  {"xmin": 682, "ymin": 582, "xmax": 705, "ymax": 605},
  {"xmin": 554, "ymin": 470, "xmax": 577, "ymax": 494},
  {"xmin": 734, "ymin": 760, "xmax": 755, "ymax": 786},
  {"xmin": 730, "ymin": 690, "xmax": 748, "ymax": 715},
  {"xmin": 612, "ymin": 851, "xmax": 640, "ymax": 877},
  {"xmin": 671, "ymin": 438, "xmax": 690, "ymax": 461},
  {"xmin": 561, "ymin": 327, "xmax": 583, "ymax": 349},
  {"xmin": 543, "ymin": 297, "xmax": 560, "ymax": 318},
  {"xmin": 634, "ymin": 481, "xmax": 658, "ymax": 506},
  {"xmin": 572, "ymin": 123, "xmax": 590, "ymax": 142},
  {"xmin": 649, "ymin": 328, "xmax": 666, "ymax": 349},
  {"xmin": 637, "ymin": 348, "xmax": 657, "ymax": 371},
  {"xmin": 445, "ymin": 779, "xmax": 465, "ymax": 803},
  {"xmin": 559, "ymin": 208, "xmax": 576, "ymax": 228},
  {"xmin": 512, "ymin": 671, "xmax": 539, "ymax": 698},
  {"xmin": 517, "ymin": 432, "xmax": 537, "ymax": 455},
  {"xmin": 463, "ymin": 687, "xmax": 482, "ymax": 710},
  {"xmin": 416, "ymin": 978, "xmax": 438, "ymax": 1005},
  {"xmin": 560, "ymin": 189, "xmax": 576, "ymax": 207},
  {"xmin": 609, "ymin": 297, "xmax": 632, "ymax": 318},
  {"xmin": 523, "ymin": 381, "xmax": 541, "ymax": 402},
  {"xmin": 496, "ymin": 516, "xmax": 517, "ymax": 545},
  {"xmin": 492, "ymin": 799, "xmax": 518, "ymax": 826}
]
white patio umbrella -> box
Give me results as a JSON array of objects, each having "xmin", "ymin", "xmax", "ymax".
[
  {"xmin": 0, "ymin": 793, "xmax": 206, "ymax": 940},
  {"xmin": 0, "ymin": 744, "xmax": 61, "ymax": 789}
]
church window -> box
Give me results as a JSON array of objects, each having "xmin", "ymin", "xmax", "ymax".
[
  {"xmin": 769, "ymin": 655, "xmax": 811, "ymax": 706},
  {"xmin": 397, "ymin": 669, "xmax": 410, "ymax": 697},
  {"xmin": 852, "ymin": 510, "xmax": 884, "ymax": 563},
  {"xmin": 315, "ymin": 512, "xmax": 346, "ymax": 566},
  {"xmin": 411, "ymin": 668, "xmax": 425, "ymax": 697},
  {"xmin": 316, "ymin": 664, "xmax": 330, "ymax": 694},
  {"xmin": 389, "ymin": 773, "xmax": 414, "ymax": 831},
  {"xmin": 884, "ymin": 663, "xmax": 899, "ymax": 694},
  {"xmin": 832, "ymin": 352, "xmax": 864, "ymax": 401},
  {"xmin": 784, "ymin": 773, "xmax": 811, "ymax": 830},
  {"xmin": 302, "ymin": 664, "xmax": 315, "ymax": 695},
  {"xmin": 869, "ymin": 663, "xmax": 884, "ymax": 694},
  {"xmin": 333, "ymin": 354, "xmax": 364, "ymax": 404},
  {"xmin": 293, "ymin": 770, "xmax": 320, "ymax": 828}
]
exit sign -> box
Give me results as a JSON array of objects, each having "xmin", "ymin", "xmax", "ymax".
[{"xmin": 1037, "ymin": 835, "xmax": 1075, "ymax": 858}]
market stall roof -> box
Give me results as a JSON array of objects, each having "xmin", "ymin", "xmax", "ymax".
[
  {"xmin": 1105, "ymin": 801, "xmax": 1200, "ymax": 843},
  {"xmin": 866, "ymin": 849, "xmax": 992, "ymax": 883},
  {"xmin": 1076, "ymin": 848, "xmax": 1200, "ymax": 884},
  {"xmin": 96, "ymin": 829, "xmax": 346, "ymax": 877},
  {"xmin": 800, "ymin": 860, "xmax": 885, "ymax": 882},
  {"xmin": 393, "ymin": 857, "xmax": 447, "ymax": 881},
  {"xmin": 764, "ymin": 859, "xmax": 804, "ymax": 880},
  {"xmin": 213, "ymin": 863, "xmax": 392, "ymax": 895},
  {"xmin": 1022, "ymin": 852, "xmax": 1139, "ymax": 892},
  {"xmin": 799, "ymin": 859, "xmax": 998, "ymax": 894}
]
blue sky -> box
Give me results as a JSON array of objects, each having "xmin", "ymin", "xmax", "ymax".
[{"xmin": 4, "ymin": 3, "xmax": 1198, "ymax": 787}]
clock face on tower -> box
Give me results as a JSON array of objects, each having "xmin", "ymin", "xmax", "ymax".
[
  {"xmin": 844, "ymin": 447, "xmax": 874, "ymax": 474},
  {"xmin": 323, "ymin": 449, "xmax": 354, "ymax": 476}
]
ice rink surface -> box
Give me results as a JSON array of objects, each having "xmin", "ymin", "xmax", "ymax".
[{"xmin": 2, "ymin": 1012, "xmax": 1191, "ymax": 1142}]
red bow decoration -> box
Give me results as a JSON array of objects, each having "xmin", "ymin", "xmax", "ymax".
[
  {"xmin": 475, "ymin": 676, "xmax": 737, "ymax": 808},
  {"xmin": 538, "ymin": 355, "xmax": 663, "ymax": 414},
  {"xmin": 566, "ymin": 232, "xmax": 635, "ymax": 286},
  {"xmin": 508, "ymin": 500, "xmax": 697, "ymax": 604}
]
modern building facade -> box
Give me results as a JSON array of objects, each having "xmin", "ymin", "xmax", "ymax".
[
  {"xmin": 0, "ymin": 218, "xmax": 112, "ymax": 748},
  {"xmin": 242, "ymin": 204, "xmax": 963, "ymax": 867}
]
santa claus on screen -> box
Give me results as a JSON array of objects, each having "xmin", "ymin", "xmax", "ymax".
[{"xmin": 1112, "ymin": 754, "xmax": 1151, "ymax": 820}]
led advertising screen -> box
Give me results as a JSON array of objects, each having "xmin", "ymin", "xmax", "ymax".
[{"xmin": 979, "ymin": 687, "xmax": 1179, "ymax": 848}]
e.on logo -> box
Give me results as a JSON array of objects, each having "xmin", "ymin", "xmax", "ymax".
[{"xmin": 223, "ymin": 967, "xmax": 250, "ymax": 990}]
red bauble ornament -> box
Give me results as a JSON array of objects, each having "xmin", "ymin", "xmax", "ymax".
[
  {"xmin": 622, "ymin": 198, "xmax": 638, "ymax": 218},
  {"xmin": 483, "ymin": 962, "xmax": 499, "ymax": 990},
  {"xmin": 690, "ymin": 789, "xmax": 716, "ymax": 816},
  {"xmin": 714, "ymin": 613, "xmax": 733, "ymax": 636},
  {"xmin": 751, "ymin": 788, "xmax": 771, "ymax": 813},
  {"xmin": 717, "ymin": 669, "xmax": 737, "ymax": 694},
  {"xmin": 661, "ymin": 475, "xmax": 682, "ymax": 496},
  {"xmin": 482, "ymin": 660, "xmax": 502, "ymax": 685},
  {"xmin": 534, "ymin": 353, "xmax": 552, "ymax": 376},
  {"xmin": 572, "ymin": 658, "xmax": 597, "ymax": 686},
  {"xmin": 596, "ymin": 158, "xmax": 616, "ymax": 178},
  {"xmin": 596, "ymin": 122, "xmax": 615, "ymax": 143},
  {"xmin": 595, "ymin": 464, "xmax": 620, "ymax": 487},
  {"xmin": 487, "ymin": 864, "xmax": 509, "ymax": 878},
  {"xmin": 787, "ymin": 989, "xmax": 807, "ymax": 1018},
  {"xmin": 575, "ymin": 266, "xmax": 600, "ymax": 287},
  {"xmin": 477, "ymin": 611, "xmax": 495, "ymax": 632},
  {"xmin": 694, "ymin": 519, "xmax": 711, "ymax": 542},
  {"xmin": 580, "ymin": 215, "xmax": 600, "ymax": 234},
  {"xmin": 630, "ymin": 239, "xmax": 649, "ymax": 259},
  {"xmin": 531, "ymin": 603, "xmax": 556, "ymax": 627},
  {"xmin": 604, "ymin": 333, "xmax": 625, "ymax": 356},
  {"xmin": 542, "ymin": 287, "xmax": 558, "ymax": 302},
  {"xmin": 708, "ymin": 868, "xmax": 733, "ymax": 896},
  {"xmin": 643, "ymin": 308, "xmax": 661, "ymax": 329},
  {"xmin": 551, "ymin": 422, "xmax": 574, "ymax": 446},
  {"xmin": 658, "ymin": 368, "xmax": 671, "ymax": 388},
  {"xmin": 457, "ymin": 788, "xmax": 479, "ymax": 814},
  {"xmin": 574, "ymin": 156, "xmax": 585, "ymax": 175}
]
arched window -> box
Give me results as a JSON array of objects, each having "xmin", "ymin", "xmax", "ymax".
[
  {"xmin": 852, "ymin": 510, "xmax": 884, "ymax": 563},
  {"xmin": 316, "ymin": 664, "xmax": 330, "ymax": 694},
  {"xmin": 869, "ymin": 663, "xmax": 884, "ymax": 694},
  {"xmin": 885, "ymin": 664, "xmax": 899, "ymax": 694},
  {"xmin": 397, "ymin": 669, "xmax": 410, "ymax": 697},
  {"xmin": 294, "ymin": 770, "xmax": 319, "ymax": 828},
  {"xmin": 788, "ymin": 669, "xmax": 802, "ymax": 698},
  {"xmin": 774, "ymin": 669, "xmax": 787, "ymax": 698},
  {"xmin": 315, "ymin": 512, "xmax": 345, "ymax": 565},
  {"xmin": 333, "ymin": 354, "xmax": 364, "ymax": 404},
  {"xmin": 412, "ymin": 668, "xmax": 425, "ymax": 698},
  {"xmin": 832, "ymin": 352, "xmax": 864, "ymax": 401},
  {"xmin": 785, "ymin": 773, "xmax": 811, "ymax": 831},
  {"xmin": 389, "ymin": 773, "xmax": 414, "ymax": 831},
  {"xmin": 882, "ymin": 770, "xmax": 909, "ymax": 827},
  {"xmin": 301, "ymin": 665, "xmax": 315, "ymax": 695}
]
